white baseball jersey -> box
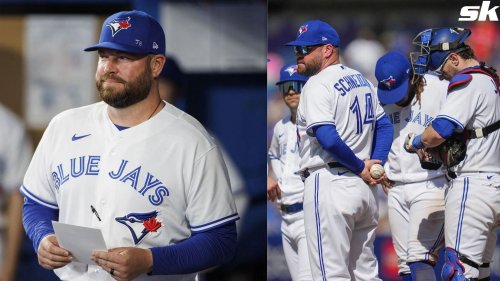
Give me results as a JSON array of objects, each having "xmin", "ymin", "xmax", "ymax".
[
  {"xmin": 21, "ymin": 101, "xmax": 238, "ymax": 281},
  {"xmin": 438, "ymin": 70, "xmax": 500, "ymax": 277},
  {"xmin": 384, "ymin": 74, "xmax": 448, "ymax": 275},
  {"xmin": 268, "ymin": 115, "xmax": 303, "ymax": 206},
  {"xmin": 437, "ymin": 72, "xmax": 500, "ymax": 173},
  {"xmin": 297, "ymin": 64, "xmax": 383, "ymax": 280},
  {"xmin": 297, "ymin": 64, "xmax": 385, "ymax": 172},
  {"xmin": 268, "ymin": 116, "xmax": 312, "ymax": 280},
  {"xmin": 384, "ymin": 74, "xmax": 448, "ymax": 182}
]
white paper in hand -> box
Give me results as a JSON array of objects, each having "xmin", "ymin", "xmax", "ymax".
[{"xmin": 52, "ymin": 221, "xmax": 107, "ymax": 265}]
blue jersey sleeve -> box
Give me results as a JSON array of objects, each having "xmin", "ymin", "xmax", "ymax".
[
  {"xmin": 431, "ymin": 117, "xmax": 459, "ymax": 139},
  {"xmin": 370, "ymin": 114, "xmax": 393, "ymax": 165},
  {"xmin": 313, "ymin": 124, "xmax": 365, "ymax": 175},
  {"xmin": 22, "ymin": 196, "xmax": 59, "ymax": 252},
  {"xmin": 150, "ymin": 222, "xmax": 237, "ymax": 275}
]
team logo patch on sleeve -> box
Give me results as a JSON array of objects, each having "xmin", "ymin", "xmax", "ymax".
[
  {"xmin": 107, "ymin": 17, "xmax": 132, "ymax": 37},
  {"xmin": 116, "ymin": 211, "xmax": 162, "ymax": 245}
]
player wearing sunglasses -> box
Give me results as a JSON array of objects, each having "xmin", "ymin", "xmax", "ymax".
[{"xmin": 268, "ymin": 64, "xmax": 311, "ymax": 281}]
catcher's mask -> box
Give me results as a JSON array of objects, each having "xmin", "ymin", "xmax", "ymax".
[{"xmin": 411, "ymin": 27, "xmax": 471, "ymax": 79}]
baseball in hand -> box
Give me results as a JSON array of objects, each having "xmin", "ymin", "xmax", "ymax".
[{"xmin": 370, "ymin": 164, "xmax": 385, "ymax": 179}]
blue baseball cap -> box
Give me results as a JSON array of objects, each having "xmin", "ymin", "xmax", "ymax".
[
  {"xmin": 286, "ymin": 20, "xmax": 340, "ymax": 47},
  {"xmin": 276, "ymin": 64, "xmax": 308, "ymax": 85},
  {"xmin": 84, "ymin": 10, "xmax": 165, "ymax": 55},
  {"xmin": 375, "ymin": 51, "xmax": 411, "ymax": 105}
]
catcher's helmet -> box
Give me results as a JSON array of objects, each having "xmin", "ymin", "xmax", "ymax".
[{"xmin": 411, "ymin": 27, "xmax": 471, "ymax": 74}]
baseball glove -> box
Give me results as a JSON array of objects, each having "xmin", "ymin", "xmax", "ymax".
[
  {"xmin": 416, "ymin": 148, "xmax": 442, "ymax": 170},
  {"xmin": 427, "ymin": 132, "xmax": 467, "ymax": 168}
]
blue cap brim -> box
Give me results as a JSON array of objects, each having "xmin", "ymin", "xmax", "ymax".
[
  {"xmin": 84, "ymin": 42, "xmax": 151, "ymax": 54},
  {"xmin": 377, "ymin": 78, "xmax": 409, "ymax": 105},
  {"xmin": 276, "ymin": 77, "xmax": 307, "ymax": 85},
  {"xmin": 285, "ymin": 40, "xmax": 319, "ymax": 46}
]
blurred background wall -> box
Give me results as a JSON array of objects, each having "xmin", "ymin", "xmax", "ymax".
[
  {"xmin": 267, "ymin": 0, "xmax": 500, "ymax": 280},
  {"xmin": 0, "ymin": 0, "xmax": 267, "ymax": 280}
]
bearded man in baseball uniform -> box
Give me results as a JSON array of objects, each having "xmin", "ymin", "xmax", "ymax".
[
  {"xmin": 287, "ymin": 20, "xmax": 393, "ymax": 280},
  {"xmin": 21, "ymin": 10, "xmax": 238, "ymax": 281},
  {"xmin": 407, "ymin": 27, "xmax": 500, "ymax": 281},
  {"xmin": 375, "ymin": 51, "xmax": 449, "ymax": 281},
  {"xmin": 268, "ymin": 64, "xmax": 311, "ymax": 281}
]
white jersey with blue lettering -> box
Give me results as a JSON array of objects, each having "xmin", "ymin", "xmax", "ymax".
[
  {"xmin": 437, "ymin": 73, "xmax": 500, "ymax": 173},
  {"xmin": 438, "ymin": 70, "xmax": 500, "ymax": 277},
  {"xmin": 296, "ymin": 63, "xmax": 384, "ymax": 280},
  {"xmin": 268, "ymin": 115, "xmax": 303, "ymax": 205},
  {"xmin": 384, "ymin": 73, "xmax": 448, "ymax": 275},
  {"xmin": 297, "ymin": 63, "xmax": 385, "ymax": 171},
  {"xmin": 21, "ymin": 101, "xmax": 238, "ymax": 281},
  {"xmin": 268, "ymin": 115, "xmax": 312, "ymax": 280},
  {"xmin": 383, "ymin": 73, "xmax": 448, "ymax": 182}
]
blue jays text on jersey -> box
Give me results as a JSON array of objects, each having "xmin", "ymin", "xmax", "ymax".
[
  {"xmin": 387, "ymin": 110, "xmax": 435, "ymax": 127},
  {"xmin": 333, "ymin": 73, "xmax": 371, "ymax": 96},
  {"xmin": 51, "ymin": 155, "xmax": 169, "ymax": 206}
]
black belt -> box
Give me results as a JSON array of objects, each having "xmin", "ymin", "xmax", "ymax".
[
  {"xmin": 280, "ymin": 202, "xmax": 303, "ymax": 214},
  {"xmin": 466, "ymin": 120, "xmax": 500, "ymax": 139},
  {"xmin": 459, "ymin": 254, "xmax": 479, "ymax": 269},
  {"xmin": 301, "ymin": 162, "xmax": 345, "ymax": 180},
  {"xmin": 328, "ymin": 162, "xmax": 344, "ymax": 169}
]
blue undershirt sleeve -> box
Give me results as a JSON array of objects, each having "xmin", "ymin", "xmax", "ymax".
[
  {"xmin": 431, "ymin": 117, "xmax": 459, "ymax": 139},
  {"xmin": 150, "ymin": 222, "xmax": 237, "ymax": 275},
  {"xmin": 370, "ymin": 115, "xmax": 393, "ymax": 165},
  {"xmin": 313, "ymin": 125, "xmax": 365, "ymax": 175},
  {"xmin": 22, "ymin": 197, "xmax": 58, "ymax": 252}
]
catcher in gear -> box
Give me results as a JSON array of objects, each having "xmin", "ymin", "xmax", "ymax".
[{"xmin": 406, "ymin": 27, "xmax": 500, "ymax": 281}]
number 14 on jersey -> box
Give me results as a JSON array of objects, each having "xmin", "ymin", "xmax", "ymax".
[{"xmin": 350, "ymin": 93, "xmax": 375, "ymax": 134}]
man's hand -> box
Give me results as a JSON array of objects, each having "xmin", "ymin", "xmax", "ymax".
[
  {"xmin": 37, "ymin": 234, "xmax": 72, "ymax": 270},
  {"xmin": 92, "ymin": 247, "xmax": 153, "ymax": 281},
  {"xmin": 267, "ymin": 176, "xmax": 281, "ymax": 202},
  {"xmin": 378, "ymin": 174, "xmax": 393, "ymax": 194},
  {"xmin": 358, "ymin": 159, "xmax": 381, "ymax": 186}
]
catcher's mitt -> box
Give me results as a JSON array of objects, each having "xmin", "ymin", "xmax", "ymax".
[
  {"xmin": 427, "ymin": 132, "xmax": 467, "ymax": 168},
  {"xmin": 416, "ymin": 148, "xmax": 442, "ymax": 170}
]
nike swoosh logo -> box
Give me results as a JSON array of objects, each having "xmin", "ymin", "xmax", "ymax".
[
  {"xmin": 487, "ymin": 175, "xmax": 493, "ymax": 180},
  {"xmin": 278, "ymin": 133, "xmax": 284, "ymax": 138},
  {"xmin": 338, "ymin": 171, "xmax": 349, "ymax": 176},
  {"xmin": 72, "ymin": 133, "xmax": 91, "ymax": 141}
]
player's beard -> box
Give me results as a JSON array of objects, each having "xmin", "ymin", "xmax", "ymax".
[
  {"xmin": 298, "ymin": 55, "xmax": 322, "ymax": 77},
  {"xmin": 96, "ymin": 65, "xmax": 153, "ymax": 109}
]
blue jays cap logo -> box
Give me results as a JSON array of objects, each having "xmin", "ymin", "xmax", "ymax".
[
  {"xmin": 116, "ymin": 211, "xmax": 162, "ymax": 245},
  {"xmin": 298, "ymin": 25, "xmax": 308, "ymax": 36},
  {"xmin": 285, "ymin": 65, "xmax": 298, "ymax": 76},
  {"xmin": 380, "ymin": 76, "xmax": 397, "ymax": 89},
  {"xmin": 107, "ymin": 17, "xmax": 132, "ymax": 37}
]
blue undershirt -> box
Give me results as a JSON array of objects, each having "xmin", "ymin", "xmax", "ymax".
[
  {"xmin": 431, "ymin": 118, "xmax": 458, "ymax": 139},
  {"xmin": 412, "ymin": 118, "xmax": 458, "ymax": 148},
  {"xmin": 22, "ymin": 197, "xmax": 237, "ymax": 275},
  {"xmin": 370, "ymin": 115, "xmax": 393, "ymax": 163},
  {"xmin": 114, "ymin": 124, "xmax": 129, "ymax": 131},
  {"xmin": 312, "ymin": 115, "xmax": 392, "ymax": 175}
]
